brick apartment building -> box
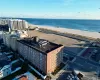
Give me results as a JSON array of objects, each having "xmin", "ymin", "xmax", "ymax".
[{"xmin": 17, "ymin": 36, "xmax": 64, "ymax": 74}]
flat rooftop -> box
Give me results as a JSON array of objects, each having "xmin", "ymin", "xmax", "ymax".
[
  {"xmin": 0, "ymin": 53, "xmax": 11, "ymax": 70},
  {"xmin": 17, "ymin": 37, "xmax": 63, "ymax": 54}
]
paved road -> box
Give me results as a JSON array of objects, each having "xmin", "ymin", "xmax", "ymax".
[
  {"xmin": 56, "ymin": 72, "xmax": 75, "ymax": 80},
  {"xmin": 63, "ymin": 48, "xmax": 77, "ymax": 57},
  {"xmin": 64, "ymin": 47, "xmax": 100, "ymax": 68},
  {"xmin": 71, "ymin": 57, "xmax": 98, "ymax": 72},
  {"xmin": 63, "ymin": 47, "xmax": 100, "ymax": 77}
]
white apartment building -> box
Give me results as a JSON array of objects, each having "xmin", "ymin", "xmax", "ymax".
[
  {"xmin": 7, "ymin": 19, "xmax": 28, "ymax": 30},
  {"xmin": 2, "ymin": 30, "xmax": 28, "ymax": 51},
  {"xmin": 0, "ymin": 19, "xmax": 8, "ymax": 25}
]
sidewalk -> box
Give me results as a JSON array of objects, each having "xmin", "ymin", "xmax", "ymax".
[{"xmin": 51, "ymin": 64, "xmax": 69, "ymax": 80}]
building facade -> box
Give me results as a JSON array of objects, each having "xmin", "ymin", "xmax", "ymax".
[
  {"xmin": 7, "ymin": 19, "xmax": 28, "ymax": 30},
  {"xmin": 0, "ymin": 19, "xmax": 8, "ymax": 25},
  {"xmin": 0, "ymin": 65, "xmax": 11, "ymax": 79},
  {"xmin": 17, "ymin": 37, "xmax": 64, "ymax": 74},
  {"xmin": 2, "ymin": 31, "xmax": 28, "ymax": 51}
]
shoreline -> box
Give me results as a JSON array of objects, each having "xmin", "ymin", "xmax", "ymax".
[{"xmin": 29, "ymin": 24, "xmax": 100, "ymax": 39}]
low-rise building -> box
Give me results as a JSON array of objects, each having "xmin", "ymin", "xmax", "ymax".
[
  {"xmin": 0, "ymin": 53, "xmax": 11, "ymax": 79},
  {"xmin": 13, "ymin": 71, "xmax": 36, "ymax": 80}
]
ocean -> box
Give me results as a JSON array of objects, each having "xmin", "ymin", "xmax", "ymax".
[{"xmin": 6, "ymin": 18, "xmax": 100, "ymax": 32}]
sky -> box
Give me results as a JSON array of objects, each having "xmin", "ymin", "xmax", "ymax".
[{"xmin": 0, "ymin": 0, "xmax": 100, "ymax": 19}]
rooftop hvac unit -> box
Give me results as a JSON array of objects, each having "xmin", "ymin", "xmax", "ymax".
[
  {"xmin": 33, "ymin": 36, "xmax": 39, "ymax": 43},
  {"xmin": 38, "ymin": 39, "xmax": 49, "ymax": 47}
]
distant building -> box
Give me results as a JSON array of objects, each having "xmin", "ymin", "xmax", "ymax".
[
  {"xmin": 0, "ymin": 53, "xmax": 11, "ymax": 79},
  {"xmin": 0, "ymin": 19, "xmax": 8, "ymax": 25},
  {"xmin": 17, "ymin": 37, "xmax": 64, "ymax": 74},
  {"xmin": 0, "ymin": 19, "xmax": 9, "ymax": 31},
  {"xmin": 0, "ymin": 19, "xmax": 28, "ymax": 32},
  {"xmin": 7, "ymin": 19, "xmax": 28, "ymax": 30}
]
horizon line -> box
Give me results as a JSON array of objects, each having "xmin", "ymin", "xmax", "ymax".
[{"xmin": 0, "ymin": 16, "xmax": 100, "ymax": 20}]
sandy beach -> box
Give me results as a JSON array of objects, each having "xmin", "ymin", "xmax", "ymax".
[
  {"xmin": 29, "ymin": 24, "xmax": 100, "ymax": 39},
  {"xmin": 27, "ymin": 27, "xmax": 86, "ymax": 55}
]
